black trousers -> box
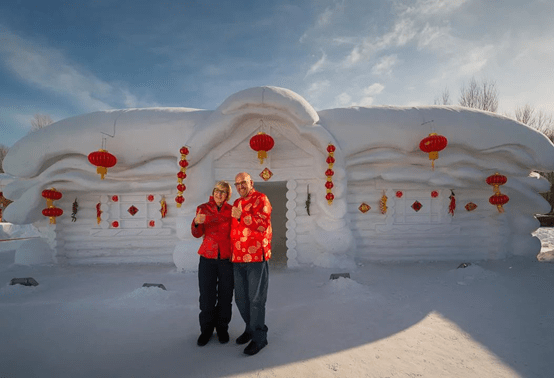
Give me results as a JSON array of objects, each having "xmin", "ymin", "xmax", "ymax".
[{"xmin": 198, "ymin": 256, "xmax": 234, "ymax": 333}]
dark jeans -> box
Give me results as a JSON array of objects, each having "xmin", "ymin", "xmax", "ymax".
[
  {"xmin": 198, "ymin": 256, "xmax": 234, "ymax": 333},
  {"xmin": 234, "ymin": 261, "xmax": 269, "ymax": 344}
]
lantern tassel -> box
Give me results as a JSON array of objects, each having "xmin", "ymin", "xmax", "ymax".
[
  {"xmin": 258, "ymin": 151, "xmax": 267, "ymax": 164},
  {"xmin": 97, "ymin": 166, "xmax": 107, "ymax": 180}
]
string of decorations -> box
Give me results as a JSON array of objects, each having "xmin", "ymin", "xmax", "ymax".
[
  {"xmin": 71, "ymin": 198, "xmax": 78, "ymax": 222},
  {"xmin": 487, "ymin": 173, "xmax": 509, "ymax": 213},
  {"xmin": 176, "ymin": 146, "xmax": 189, "ymax": 208},
  {"xmin": 448, "ymin": 190, "xmax": 456, "ymax": 216},
  {"xmin": 379, "ymin": 190, "xmax": 388, "ymax": 214},
  {"xmin": 160, "ymin": 196, "xmax": 168, "ymax": 218},
  {"xmin": 325, "ymin": 144, "xmax": 336, "ymax": 205},
  {"xmin": 96, "ymin": 203, "xmax": 102, "ymax": 224},
  {"xmin": 41, "ymin": 188, "xmax": 63, "ymax": 224}
]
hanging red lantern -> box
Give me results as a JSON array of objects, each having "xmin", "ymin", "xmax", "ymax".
[
  {"xmin": 250, "ymin": 132, "xmax": 275, "ymax": 164},
  {"xmin": 176, "ymin": 146, "xmax": 190, "ymax": 207},
  {"xmin": 419, "ymin": 133, "xmax": 448, "ymax": 170},
  {"xmin": 42, "ymin": 189, "xmax": 63, "ymax": 201},
  {"xmin": 88, "ymin": 149, "xmax": 117, "ymax": 180},
  {"xmin": 489, "ymin": 192, "xmax": 509, "ymax": 213},
  {"xmin": 42, "ymin": 206, "xmax": 63, "ymax": 224},
  {"xmin": 486, "ymin": 173, "xmax": 507, "ymax": 193},
  {"xmin": 325, "ymin": 143, "xmax": 336, "ymax": 205}
]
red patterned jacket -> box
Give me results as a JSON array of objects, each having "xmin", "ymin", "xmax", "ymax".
[
  {"xmin": 231, "ymin": 189, "xmax": 272, "ymax": 263},
  {"xmin": 191, "ymin": 196, "xmax": 232, "ymax": 260}
]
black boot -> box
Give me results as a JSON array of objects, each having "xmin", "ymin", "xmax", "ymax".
[
  {"xmin": 197, "ymin": 330, "xmax": 213, "ymax": 346},
  {"xmin": 236, "ymin": 331, "xmax": 252, "ymax": 345},
  {"xmin": 216, "ymin": 327, "xmax": 229, "ymax": 344},
  {"xmin": 244, "ymin": 339, "xmax": 268, "ymax": 356}
]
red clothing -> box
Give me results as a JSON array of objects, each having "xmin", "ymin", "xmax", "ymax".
[
  {"xmin": 231, "ymin": 189, "xmax": 272, "ymax": 263},
  {"xmin": 191, "ymin": 196, "xmax": 232, "ymax": 260}
]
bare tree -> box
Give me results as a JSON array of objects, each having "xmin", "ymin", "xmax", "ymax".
[
  {"xmin": 458, "ymin": 77, "xmax": 498, "ymax": 112},
  {"xmin": 0, "ymin": 144, "xmax": 8, "ymax": 173},
  {"xmin": 515, "ymin": 103, "xmax": 554, "ymax": 141},
  {"xmin": 31, "ymin": 114, "xmax": 54, "ymax": 132},
  {"xmin": 433, "ymin": 87, "xmax": 451, "ymax": 105}
]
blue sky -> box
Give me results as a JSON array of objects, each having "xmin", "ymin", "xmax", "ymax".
[{"xmin": 1, "ymin": 0, "xmax": 554, "ymax": 147}]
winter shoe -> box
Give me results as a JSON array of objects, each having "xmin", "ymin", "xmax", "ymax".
[
  {"xmin": 244, "ymin": 340, "xmax": 268, "ymax": 356},
  {"xmin": 236, "ymin": 331, "xmax": 252, "ymax": 345},
  {"xmin": 197, "ymin": 331, "xmax": 212, "ymax": 346},
  {"xmin": 217, "ymin": 328, "xmax": 230, "ymax": 344}
]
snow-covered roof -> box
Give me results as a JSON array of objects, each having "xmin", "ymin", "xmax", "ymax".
[{"xmin": 3, "ymin": 86, "xmax": 554, "ymax": 224}]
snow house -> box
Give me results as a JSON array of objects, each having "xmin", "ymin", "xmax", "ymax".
[{"xmin": 3, "ymin": 86, "xmax": 554, "ymax": 269}]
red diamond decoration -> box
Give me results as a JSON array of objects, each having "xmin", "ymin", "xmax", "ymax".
[
  {"xmin": 260, "ymin": 167, "xmax": 273, "ymax": 181},
  {"xmin": 128, "ymin": 205, "xmax": 139, "ymax": 216},
  {"xmin": 411, "ymin": 201, "xmax": 422, "ymax": 212},
  {"xmin": 465, "ymin": 202, "xmax": 477, "ymax": 212}
]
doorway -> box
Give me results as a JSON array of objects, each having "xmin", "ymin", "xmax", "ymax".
[{"xmin": 255, "ymin": 181, "xmax": 287, "ymax": 269}]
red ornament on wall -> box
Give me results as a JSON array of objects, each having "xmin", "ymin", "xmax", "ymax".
[
  {"xmin": 176, "ymin": 146, "xmax": 190, "ymax": 208},
  {"xmin": 250, "ymin": 132, "xmax": 275, "ymax": 164},
  {"xmin": 431, "ymin": 191, "xmax": 439, "ymax": 198},
  {"xmin": 88, "ymin": 149, "xmax": 117, "ymax": 180},
  {"xmin": 396, "ymin": 191, "xmax": 403, "ymax": 198},
  {"xmin": 325, "ymin": 143, "xmax": 336, "ymax": 205},
  {"xmin": 42, "ymin": 206, "xmax": 63, "ymax": 224},
  {"xmin": 489, "ymin": 193, "xmax": 509, "ymax": 213},
  {"xmin": 419, "ymin": 133, "xmax": 448, "ymax": 170},
  {"xmin": 111, "ymin": 221, "xmax": 119, "ymax": 228}
]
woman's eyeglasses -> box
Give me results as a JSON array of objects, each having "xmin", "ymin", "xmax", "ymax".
[{"xmin": 214, "ymin": 189, "xmax": 227, "ymax": 196}]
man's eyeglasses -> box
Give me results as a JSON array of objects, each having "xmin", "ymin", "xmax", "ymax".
[{"xmin": 234, "ymin": 180, "xmax": 248, "ymax": 188}]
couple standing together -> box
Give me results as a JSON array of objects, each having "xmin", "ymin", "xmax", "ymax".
[{"xmin": 191, "ymin": 172, "xmax": 272, "ymax": 356}]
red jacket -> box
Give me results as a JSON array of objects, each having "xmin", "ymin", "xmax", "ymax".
[
  {"xmin": 191, "ymin": 196, "xmax": 232, "ymax": 260},
  {"xmin": 231, "ymin": 189, "xmax": 272, "ymax": 263}
]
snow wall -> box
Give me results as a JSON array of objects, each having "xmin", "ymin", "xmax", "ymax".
[{"xmin": 3, "ymin": 86, "xmax": 554, "ymax": 268}]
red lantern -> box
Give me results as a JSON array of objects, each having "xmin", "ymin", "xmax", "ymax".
[
  {"xmin": 489, "ymin": 192, "xmax": 509, "ymax": 213},
  {"xmin": 177, "ymin": 184, "xmax": 186, "ymax": 193},
  {"xmin": 325, "ymin": 169, "xmax": 334, "ymax": 177},
  {"xmin": 42, "ymin": 188, "xmax": 63, "ymax": 207},
  {"xmin": 42, "ymin": 206, "xmax": 63, "ymax": 224},
  {"xmin": 88, "ymin": 149, "xmax": 117, "ymax": 180},
  {"xmin": 42, "ymin": 189, "xmax": 63, "ymax": 201},
  {"xmin": 325, "ymin": 181, "xmax": 334, "ymax": 189},
  {"xmin": 177, "ymin": 171, "xmax": 187, "ymax": 181},
  {"xmin": 325, "ymin": 192, "xmax": 334, "ymax": 204},
  {"xmin": 175, "ymin": 195, "xmax": 185, "ymax": 208},
  {"xmin": 326, "ymin": 156, "xmax": 335, "ymax": 165},
  {"xmin": 180, "ymin": 147, "xmax": 189, "ymax": 156},
  {"xmin": 419, "ymin": 133, "xmax": 448, "ymax": 170},
  {"xmin": 327, "ymin": 144, "xmax": 336, "ymax": 153},
  {"xmin": 250, "ymin": 132, "xmax": 275, "ymax": 164},
  {"xmin": 486, "ymin": 173, "xmax": 507, "ymax": 193}
]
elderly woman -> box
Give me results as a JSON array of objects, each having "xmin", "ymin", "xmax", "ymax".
[{"xmin": 191, "ymin": 181, "xmax": 234, "ymax": 346}]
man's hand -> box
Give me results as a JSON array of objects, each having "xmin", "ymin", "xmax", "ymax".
[
  {"xmin": 232, "ymin": 202, "xmax": 242, "ymax": 220},
  {"xmin": 194, "ymin": 212, "xmax": 206, "ymax": 225}
]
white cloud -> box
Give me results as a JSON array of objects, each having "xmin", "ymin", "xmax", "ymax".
[
  {"xmin": 306, "ymin": 52, "xmax": 327, "ymax": 76},
  {"xmin": 0, "ymin": 28, "xmax": 151, "ymax": 112},
  {"xmin": 364, "ymin": 83, "xmax": 385, "ymax": 96},
  {"xmin": 336, "ymin": 92, "xmax": 352, "ymax": 106},
  {"xmin": 371, "ymin": 55, "xmax": 398, "ymax": 76}
]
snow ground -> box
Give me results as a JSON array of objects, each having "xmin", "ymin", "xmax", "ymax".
[{"xmin": 0, "ymin": 225, "xmax": 553, "ymax": 378}]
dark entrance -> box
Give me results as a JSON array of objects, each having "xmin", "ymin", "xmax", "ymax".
[{"xmin": 255, "ymin": 181, "xmax": 287, "ymax": 269}]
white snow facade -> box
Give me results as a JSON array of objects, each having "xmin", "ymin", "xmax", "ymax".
[{"xmin": 3, "ymin": 86, "xmax": 554, "ymax": 269}]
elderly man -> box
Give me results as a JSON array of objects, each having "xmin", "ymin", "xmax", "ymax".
[{"xmin": 231, "ymin": 172, "xmax": 272, "ymax": 356}]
